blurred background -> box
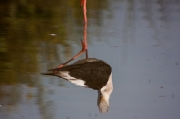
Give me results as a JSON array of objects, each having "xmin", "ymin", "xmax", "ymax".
[{"xmin": 0, "ymin": 0, "xmax": 180, "ymax": 119}]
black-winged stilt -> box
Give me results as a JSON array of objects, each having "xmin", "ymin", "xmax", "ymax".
[
  {"xmin": 42, "ymin": 0, "xmax": 112, "ymax": 113},
  {"xmin": 47, "ymin": 58, "xmax": 113, "ymax": 113}
]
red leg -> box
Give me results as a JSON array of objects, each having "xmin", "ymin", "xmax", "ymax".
[
  {"xmin": 83, "ymin": 0, "xmax": 87, "ymax": 23},
  {"xmin": 83, "ymin": 22, "xmax": 88, "ymax": 58},
  {"xmin": 56, "ymin": 0, "xmax": 88, "ymax": 69},
  {"xmin": 80, "ymin": 0, "xmax": 85, "ymax": 6},
  {"xmin": 80, "ymin": 0, "xmax": 87, "ymax": 23},
  {"xmin": 81, "ymin": 0, "xmax": 88, "ymax": 57},
  {"xmin": 57, "ymin": 40, "xmax": 86, "ymax": 68}
]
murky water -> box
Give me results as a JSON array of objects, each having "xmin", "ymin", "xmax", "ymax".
[{"xmin": 0, "ymin": 0, "xmax": 180, "ymax": 119}]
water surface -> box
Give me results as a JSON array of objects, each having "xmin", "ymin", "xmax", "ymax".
[{"xmin": 0, "ymin": 0, "xmax": 180, "ymax": 119}]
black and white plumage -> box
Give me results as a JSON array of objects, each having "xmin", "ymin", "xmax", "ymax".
[{"xmin": 47, "ymin": 58, "xmax": 113, "ymax": 113}]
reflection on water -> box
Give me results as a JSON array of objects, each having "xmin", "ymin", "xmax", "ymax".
[
  {"xmin": 0, "ymin": 0, "xmax": 111, "ymax": 118},
  {"xmin": 43, "ymin": 58, "xmax": 113, "ymax": 113},
  {"xmin": 0, "ymin": 0, "xmax": 180, "ymax": 119}
]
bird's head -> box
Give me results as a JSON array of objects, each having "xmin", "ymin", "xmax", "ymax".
[{"xmin": 97, "ymin": 73, "xmax": 113, "ymax": 113}]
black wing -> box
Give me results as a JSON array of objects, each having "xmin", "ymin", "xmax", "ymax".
[{"xmin": 50, "ymin": 61, "xmax": 112, "ymax": 90}]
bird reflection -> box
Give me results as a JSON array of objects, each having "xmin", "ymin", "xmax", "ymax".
[
  {"xmin": 43, "ymin": 36, "xmax": 113, "ymax": 113},
  {"xmin": 45, "ymin": 58, "xmax": 113, "ymax": 113},
  {"xmin": 43, "ymin": 1, "xmax": 113, "ymax": 113}
]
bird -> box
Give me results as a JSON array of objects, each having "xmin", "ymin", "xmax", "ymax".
[
  {"xmin": 43, "ymin": 0, "xmax": 112, "ymax": 113},
  {"xmin": 46, "ymin": 58, "xmax": 113, "ymax": 113}
]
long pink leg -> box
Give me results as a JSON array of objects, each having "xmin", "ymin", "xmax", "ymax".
[
  {"xmin": 80, "ymin": 0, "xmax": 85, "ymax": 6},
  {"xmin": 81, "ymin": 0, "xmax": 87, "ymax": 23},
  {"xmin": 81, "ymin": 0, "xmax": 88, "ymax": 57},
  {"xmin": 56, "ymin": 0, "xmax": 88, "ymax": 69},
  {"xmin": 57, "ymin": 40, "xmax": 86, "ymax": 68},
  {"xmin": 57, "ymin": 23, "xmax": 88, "ymax": 69},
  {"xmin": 84, "ymin": 21, "xmax": 88, "ymax": 58}
]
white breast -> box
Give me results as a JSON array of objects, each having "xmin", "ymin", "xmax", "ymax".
[
  {"xmin": 69, "ymin": 79, "xmax": 85, "ymax": 86},
  {"xmin": 58, "ymin": 71, "xmax": 85, "ymax": 86}
]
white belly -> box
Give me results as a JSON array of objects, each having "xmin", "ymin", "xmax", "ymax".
[{"xmin": 59, "ymin": 71, "xmax": 85, "ymax": 86}]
